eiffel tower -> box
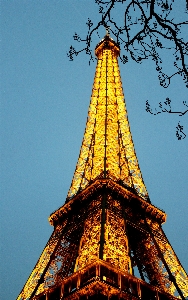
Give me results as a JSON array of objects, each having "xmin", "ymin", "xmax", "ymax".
[{"xmin": 17, "ymin": 35, "xmax": 188, "ymax": 300}]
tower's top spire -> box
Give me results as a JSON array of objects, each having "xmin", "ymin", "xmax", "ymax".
[
  {"xmin": 67, "ymin": 36, "xmax": 148, "ymax": 201},
  {"xmin": 95, "ymin": 34, "xmax": 120, "ymax": 58},
  {"xmin": 105, "ymin": 25, "xmax": 110, "ymax": 36}
]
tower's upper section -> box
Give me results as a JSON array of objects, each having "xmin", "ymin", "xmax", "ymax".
[{"xmin": 67, "ymin": 35, "xmax": 148, "ymax": 201}]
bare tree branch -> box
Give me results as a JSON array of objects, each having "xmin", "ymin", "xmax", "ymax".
[
  {"xmin": 67, "ymin": 0, "xmax": 188, "ymax": 87},
  {"xmin": 146, "ymin": 98, "xmax": 188, "ymax": 139},
  {"xmin": 68, "ymin": 0, "xmax": 188, "ymax": 139}
]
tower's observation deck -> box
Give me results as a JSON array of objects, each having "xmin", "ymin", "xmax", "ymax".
[{"xmin": 67, "ymin": 35, "xmax": 148, "ymax": 201}]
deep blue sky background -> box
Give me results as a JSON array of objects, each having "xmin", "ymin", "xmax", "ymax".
[{"xmin": 1, "ymin": 2, "xmax": 188, "ymax": 300}]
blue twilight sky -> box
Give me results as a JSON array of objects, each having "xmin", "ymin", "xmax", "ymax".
[{"xmin": 1, "ymin": 2, "xmax": 188, "ymax": 300}]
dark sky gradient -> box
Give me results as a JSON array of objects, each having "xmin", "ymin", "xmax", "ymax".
[{"xmin": 1, "ymin": 2, "xmax": 188, "ymax": 300}]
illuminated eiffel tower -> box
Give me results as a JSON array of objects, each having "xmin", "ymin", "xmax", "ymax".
[{"xmin": 17, "ymin": 35, "xmax": 188, "ymax": 300}]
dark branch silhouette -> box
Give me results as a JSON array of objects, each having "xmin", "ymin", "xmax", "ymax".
[
  {"xmin": 176, "ymin": 122, "xmax": 186, "ymax": 140},
  {"xmin": 146, "ymin": 98, "xmax": 188, "ymax": 116},
  {"xmin": 67, "ymin": 1, "xmax": 188, "ymax": 139},
  {"xmin": 67, "ymin": 0, "xmax": 188, "ymax": 87},
  {"xmin": 146, "ymin": 98, "xmax": 187, "ymax": 139}
]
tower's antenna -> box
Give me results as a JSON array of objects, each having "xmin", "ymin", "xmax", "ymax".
[{"xmin": 105, "ymin": 25, "xmax": 110, "ymax": 36}]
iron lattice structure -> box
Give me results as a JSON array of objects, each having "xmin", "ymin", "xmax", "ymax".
[
  {"xmin": 67, "ymin": 37, "xmax": 148, "ymax": 201},
  {"xmin": 17, "ymin": 36, "xmax": 188, "ymax": 300}
]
